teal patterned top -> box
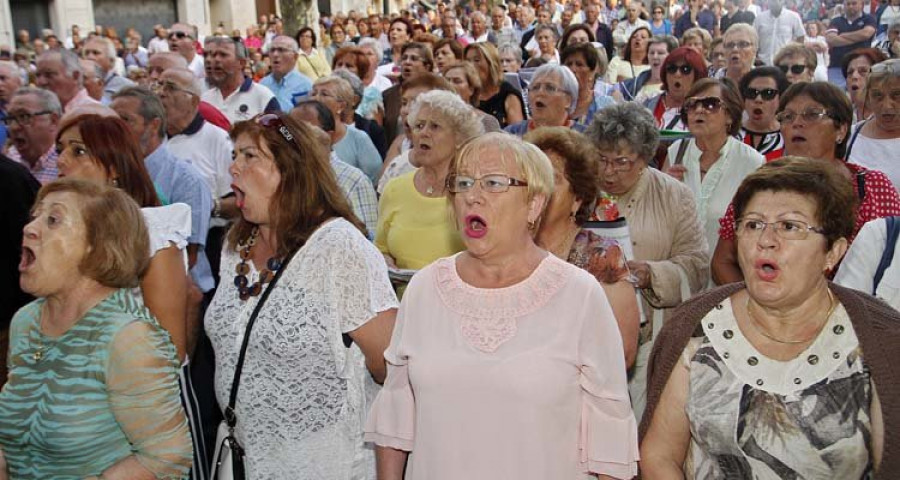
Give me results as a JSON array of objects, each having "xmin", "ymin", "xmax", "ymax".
[{"xmin": 0, "ymin": 289, "xmax": 192, "ymax": 479}]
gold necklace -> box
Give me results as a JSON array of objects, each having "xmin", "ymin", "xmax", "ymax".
[{"xmin": 745, "ymin": 289, "xmax": 836, "ymax": 345}]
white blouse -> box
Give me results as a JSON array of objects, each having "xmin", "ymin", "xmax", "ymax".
[{"xmin": 205, "ymin": 218, "xmax": 398, "ymax": 478}]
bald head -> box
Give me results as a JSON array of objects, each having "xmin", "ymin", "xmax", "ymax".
[
  {"xmin": 161, "ymin": 67, "xmax": 202, "ymax": 96},
  {"xmin": 79, "ymin": 58, "xmax": 104, "ymax": 100},
  {"xmin": 148, "ymin": 52, "xmax": 189, "ymax": 82},
  {"xmin": 158, "ymin": 67, "xmax": 200, "ymax": 135}
]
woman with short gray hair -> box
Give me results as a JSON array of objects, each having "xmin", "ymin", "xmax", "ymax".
[
  {"xmin": 586, "ymin": 102, "xmax": 709, "ymax": 421},
  {"xmin": 504, "ymin": 63, "xmax": 579, "ymax": 137}
]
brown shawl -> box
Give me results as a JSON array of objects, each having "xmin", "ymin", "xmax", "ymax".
[{"xmin": 639, "ymin": 282, "xmax": 900, "ymax": 478}]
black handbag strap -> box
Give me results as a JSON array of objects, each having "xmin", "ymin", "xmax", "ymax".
[{"xmin": 224, "ymin": 248, "xmax": 298, "ymax": 430}]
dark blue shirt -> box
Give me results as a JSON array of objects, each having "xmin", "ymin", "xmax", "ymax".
[{"xmin": 829, "ymin": 13, "xmax": 876, "ymax": 66}]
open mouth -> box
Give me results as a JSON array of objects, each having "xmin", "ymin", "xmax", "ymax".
[
  {"xmin": 19, "ymin": 246, "xmax": 35, "ymax": 272},
  {"xmin": 464, "ymin": 214, "xmax": 488, "ymax": 239},
  {"xmin": 417, "ymin": 142, "xmax": 432, "ymax": 151},
  {"xmin": 752, "ymin": 108, "xmax": 763, "ymax": 116},
  {"xmin": 755, "ymin": 258, "xmax": 780, "ymax": 280},
  {"xmin": 790, "ymin": 135, "xmax": 807, "ymax": 143},
  {"xmin": 232, "ymin": 184, "xmax": 246, "ymax": 209},
  {"xmin": 672, "ymin": 81, "xmax": 682, "ymax": 90},
  {"xmin": 534, "ymin": 100, "xmax": 547, "ymax": 109}
]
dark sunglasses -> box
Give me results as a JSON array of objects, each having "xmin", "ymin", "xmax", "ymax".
[
  {"xmin": 168, "ymin": 31, "xmax": 190, "ymax": 40},
  {"xmin": 744, "ymin": 87, "xmax": 778, "ymax": 101},
  {"xmin": 255, "ymin": 114, "xmax": 301, "ymax": 151},
  {"xmin": 682, "ymin": 96, "xmax": 724, "ymax": 115},
  {"xmin": 665, "ymin": 64, "xmax": 693, "ymax": 75},
  {"xmin": 778, "ymin": 64, "xmax": 806, "ymax": 75}
]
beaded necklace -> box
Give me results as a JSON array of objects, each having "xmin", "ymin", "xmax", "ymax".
[{"xmin": 234, "ymin": 226, "xmax": 284, "ymax": 301}]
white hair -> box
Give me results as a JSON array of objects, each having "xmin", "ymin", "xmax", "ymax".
[
  {"xmin": 408, "ymin": 90, "xmax": 484, "ymax": 144},
  {"xmin": 531, "ymin": 63, "xmax": 579, "ymax": 115},
  {"xmin": 86, "ymin": 36, "xmax": 117, "ymax": 61},
  {"xmin": 358, "ymin": 37, "xmax": 384, "ymax": 65}
]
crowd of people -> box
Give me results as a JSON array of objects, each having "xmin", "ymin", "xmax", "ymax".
[{"xmin": 2, "ymin": 0, "xmax": 900, "ymax": 476}]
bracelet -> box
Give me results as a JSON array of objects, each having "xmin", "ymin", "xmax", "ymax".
[{"xmin": 213, "ymin": 197, "xmax": 222, "ymax": 218}]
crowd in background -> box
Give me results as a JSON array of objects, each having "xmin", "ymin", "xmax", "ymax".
[{"xmin": 2, "ymin": 0, "xmax": 900, "ymax": 476}]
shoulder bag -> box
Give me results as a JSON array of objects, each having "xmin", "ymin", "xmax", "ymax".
[{"xmin": 211, "ymin": 248, "xmax": 298, "ymax": 480}]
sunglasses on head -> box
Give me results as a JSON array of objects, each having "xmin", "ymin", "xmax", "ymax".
[
  {"xmin": 255, "ymin": 114, "xmax": 301, "ymax": 151},
  {"xmin": 778, "ymin": 64, "xmax": 806, "ymax": 75},
  {"xmin": 682, "ymin": 96, "xmax": 724, "ymax": 115},
  {"xmin": 665, "ymin": 64, "xmax": 693, "ymax": 75},
  {"xmin": 744, "ymin": 87, "xmax": 778, "ymax": 101}
]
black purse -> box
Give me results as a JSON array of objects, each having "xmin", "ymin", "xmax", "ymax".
[{"xmin": 212, "ymin": 248, "xmax": 297, "ymax": 480}]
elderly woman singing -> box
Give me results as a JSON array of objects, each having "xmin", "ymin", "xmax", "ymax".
[
  {"xmin": 366, "ymin": 133, "xmax": 639, "ymax": 479},
  {"xmin": 642, "ymin": 157, "xmax": 900, "ymax": 478}
]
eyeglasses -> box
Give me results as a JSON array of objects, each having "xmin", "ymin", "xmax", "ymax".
[
  {"xmin": 151, "ymin": 80, "xmax": 197, "ymax": 97},
  {"xmin": 168, "ymin": 31, "xmax": 191, "ymax": 40},
  {"xmin": 446, "ymin": 174, "xmax": 529, "ymax": 193},
  {"xmin": 529, "ymin": 82, "xmax": 565, "ymax": 94},
  {"xmin": 743, "ymin": 87, "xmax": 778, "ymax": 101},
  {"xmin": 255, "ymin": 114, "xmax": 301, "ymax": 151},
  {"xmin": 2, "ymin": 110, "xmax": 53, "ymax": 126},
  {"xmin": 774, "ymin": 108, "xmax": 832, "ymax": 124},
  {"xmin": 724, "ymin": 40, "xmax": 753, "ymax": 50},
  {"xmin": 683, "ymin": 96, "xmax": 724, "ymax": 114},
  {"xmin": 665, "ymin": 64, "xmax": 693, "ymax": 75},
  {"xmin": 597, "ymin": 155, "xmax": 637, "ymax": 172},
  {"xmin": 778, "ymin": 64, "xmax": 807, "ymax": 75},
  {"xmin": 735, "ymin": 218, "xmax": 825, "ymax": 240}
]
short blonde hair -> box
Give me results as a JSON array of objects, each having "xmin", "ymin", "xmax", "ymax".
[
  {"xmin": 451, "ymin": 132, "xmax": 555, "ymax": 202},
  {"xmin": 314, "ymin": 74, "xmax": 355, "ymax": 111},
  {"xmin": 36, "ymin": 179, "xmax": 149, "ymax": 288},
  {"xmin": 681, "ymin": 27, "xmax": 712, "ymax": 54}
]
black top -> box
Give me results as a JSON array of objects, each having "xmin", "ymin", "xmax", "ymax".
[
  {"xmin": 0, "ymin": 155, "xmax": 39, "ymax": 327},
  {"xmin": 478, "ymin": 80, "xmax": 526, "ymax": 129}
]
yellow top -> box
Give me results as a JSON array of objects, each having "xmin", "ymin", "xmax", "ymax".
[
  {"xmin": 375, "ymin": 170, "xmax": 465, "ymax": 270},
  {"xmin": 296, "ymin": 49, "xmax": 332, "ymax": 81}
]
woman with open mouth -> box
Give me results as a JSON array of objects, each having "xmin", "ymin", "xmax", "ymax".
[
  {"xmin": 0, "ymin": 179, "xmax": 192, "ymax": 478},
  {"xmin": 367, "ymin": 132, "xmax": 639, "ymax": 480},
  {"xmin": 846, "ymin": 58, "xmax": 900, "ymax": 191},
  {"xmin": 643, "ymin": 46, "xmax": 706, "ymax": 136},
  {"xmin": 843, "ymin": 48, "xmax": 887, "ymax": 123},
  {"xmin": 717, "ymin": 23, "xmax": 759, "ymax": 85},
  {"xmin": 739, "ymin": 66, "xmax": 790, "ymax": 161},
  {"xmin": 664, "ymin": 78, "xmax": 764, "ymax": 256},
  {"xmin": 642, "ymin": 156, "xmax": 900, "ymax": 479},
  {"xmin": 505, "ymin": 63, "xmax": 580, "ymax": 137},
  {"xmin": 712, "ymin": 82, "xmax": 900, "ymax": 285},
  {"xmin": 375, "ymin": 90, "xmax": 483, "ymax": 281},
  {"xmin": 586, "ymin": 102, "xmax": 710, "ymax": 420},
  {"xmin": 205, "ymin": 113, "xmax": 397, "ymax": 477},
  {"xmin": 606, "ymin": 26, "xmax": 651, "ymax": 84}
]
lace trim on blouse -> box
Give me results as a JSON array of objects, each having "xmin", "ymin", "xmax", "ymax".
[{"xmin": 432, "ymin": 254, "xmax": 571, "ymax": 353}]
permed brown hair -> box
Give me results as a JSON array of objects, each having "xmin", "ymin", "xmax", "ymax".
[
  {"xmin": 523, "ymin": 126, "xmax": 600, "ymax": 225},
  {"xmin": 332, "ymin": 46, "xmax": 372, "ymax": 81},
  {"xmin": 36, "ymin": 178, "xmax": 150, "ymax": 288},
  {"xmin": 227, "ymin": 113, "xmax": 366, "ymax": 258},
  {"xmin": 732, "ymin": 156, "xmax": 857, "ymax": 249}
]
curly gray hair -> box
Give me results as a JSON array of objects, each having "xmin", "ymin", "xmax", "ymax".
[
  {"xmin": 586, "ymin": 102, "xmax": 659, "ymax": 161},
  {"xmin": 357, "ymin": 37, "xmax": 384, "ymax": 65},
  {"xmin": 408, "ymin": 90, "xmax": 484, "ymax": 144},
  {"xmin": 530, "ymin": 63, "xmax": 579, "ymax": 115}
]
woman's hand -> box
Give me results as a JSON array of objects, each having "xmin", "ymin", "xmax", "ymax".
[
  {"xmin": 664, "ymin": 164, "xmax": 687, "ymax": 182},
  {"xmin": 627, "ymin": 260, "xmax": 652, "ymax": 289}
]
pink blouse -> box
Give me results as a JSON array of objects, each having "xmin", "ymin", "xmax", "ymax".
[{"xmin": 365, "ymin": 254, "xmax": 639, "ymax": 479}]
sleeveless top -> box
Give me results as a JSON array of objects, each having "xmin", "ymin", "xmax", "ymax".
[
  {"xmin": 685, "ymin": 298, "xmax": 873, "ymax": 479},
  {"xmin": 478, "ymin": 80, "xmax": 525, "ymax": 128}
]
